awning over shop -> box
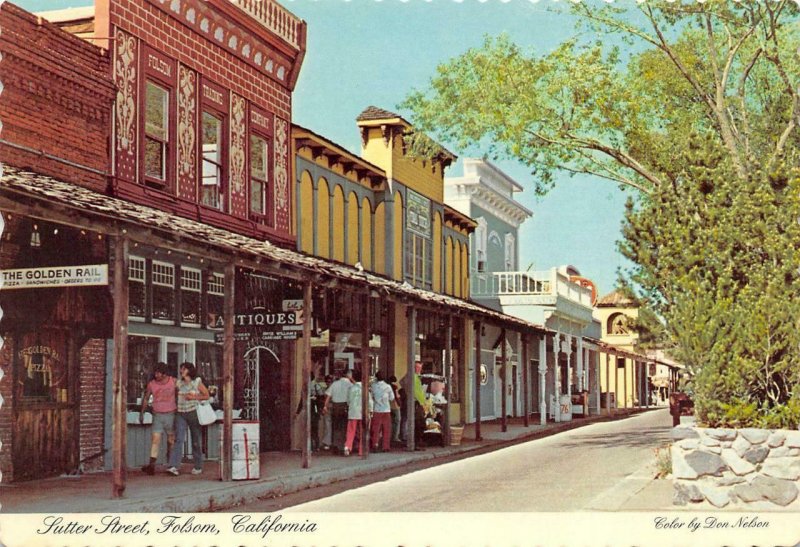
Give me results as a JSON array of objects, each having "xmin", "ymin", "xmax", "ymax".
[{"xmin": 0, "ymin": 166, "xmax": 550, "ymax": 336}]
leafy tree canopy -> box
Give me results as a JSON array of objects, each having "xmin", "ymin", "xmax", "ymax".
[
  {"xmin": 402, "ymin": 1, "xmax": 800, "ymax": 196},
  {"xmin": 402, "ymin": 0, "xmax": 800, "ymax": 427}
]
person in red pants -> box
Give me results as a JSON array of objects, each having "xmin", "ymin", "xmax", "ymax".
[
  {"xmin": 344, "ymin": 370, "xmax": 373, "ymax": 456},
  {"xmin": 370, "ymin": 372, "xmax": 395, "ymax": 452}
]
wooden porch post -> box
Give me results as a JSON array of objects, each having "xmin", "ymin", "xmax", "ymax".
[
  {"xmin": 111, "ymin": 236, "xmax": 129, "ymax": 499},
  {"xmin": 522, "ymin": 332, "xmax": 529, "ymax": 428},
  {"xmin": 501, "ymin": 328, "xmax": 507, "ymax": 433},
  {"xmin": 406, "ymin": 306, "xmax": 416, "ymax": 451},
  {"xmin": 221, "ymin": 262, "xmax": 235, "ymax": 482},
  {"xmin": 623, "ymin": 357, "xmax": 628, "ymax": 410},
  {"xmin": 474, "ymin": 319, "xmax": 482, "ymax": 441},
  {"xmin": 301, "ymin": 281, "xmax": 313, "ymax": 469},
  {"xmin": 605, "ymin": 352, "xmax": 611, "ymax": 414},
  {"xmin": 443, "ymin": 315, "xmax": 453, "ymax": 445},
  {"xmin": 361, "ymin": 294, "xmax": 371, "ymax": 459}
]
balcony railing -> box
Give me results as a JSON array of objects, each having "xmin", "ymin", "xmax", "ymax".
[
  {"xmin": 472, "ymin": 269, "xmax": 593, "ymax": 308},
  {"xmin": 230, "ymin": 0, "xmax": 302, "ymax": 49}
]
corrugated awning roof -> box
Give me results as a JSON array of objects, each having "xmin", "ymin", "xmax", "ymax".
[{"xmin": 0, "ymin": 166, "xmax": 549, "ymax": 335}]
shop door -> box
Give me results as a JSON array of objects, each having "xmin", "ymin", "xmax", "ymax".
[
  {"xmin": 253, "ymin": 346, "xmax": 290, "ymax": 451},
  {"xmin": 12, "ymin": 330, "xmax": 78, "ymax": 480}
]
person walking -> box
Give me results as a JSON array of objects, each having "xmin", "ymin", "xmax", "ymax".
[
  {"xmin": 139, "ymin": 362, "xmax": 177, "ymax": 475},
  {"xmin": 322, "ymin": 369, "xmax": 352, "ymax": 453},
  {"xmin": 389, "ymin": 375, "xmax": 402, "ymax": 445},
  {"xmin": 370, "ymin": 372, "xmax": 394, "ymax": 452},
  {"xmin": 319, "ymin": 374, "xmax": 332, "ymax": 449},
  {"xmin": 343, "ymin": 370, "xmax": 373, "ymax": 456},
  {"xmin": 167, "ymin": 362, "xmax": 210, "ymax": 476}
]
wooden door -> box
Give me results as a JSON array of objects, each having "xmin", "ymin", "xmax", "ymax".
[{"xmin": 12, "ymin": 329, "xmax": 78, "ymax": 481}]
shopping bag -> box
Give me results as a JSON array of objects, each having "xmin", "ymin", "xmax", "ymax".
[{"xmin": 196, "ymin": 401, "xmax": 217, "ymax": 426}]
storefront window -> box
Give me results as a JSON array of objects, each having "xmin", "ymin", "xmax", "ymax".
[
  {"xmin": 129, "ymin": 256, "xmax": 146, "ymax": 319},
  {"xmin": 127, "ymin": 335, "xmax": 160, "ymax": 404},
  {"xmin": 151, "ymin": 261, "xmax": 175, "ymax": 323},
  {"xmin": 180, "ymin": 267, "xmax": 202, "ymax": 325},
  {"xmin": 16, "ymin": 330, "xmax": 69, "ymax": 403},
  {"xmin": 196, "ymin": 341, "xmax": 222, "ymax": 406}
]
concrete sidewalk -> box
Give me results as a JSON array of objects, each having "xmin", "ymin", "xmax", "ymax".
[{"xmin": 0, "ymin": 409, "xmax": 663, "ymax": 513}]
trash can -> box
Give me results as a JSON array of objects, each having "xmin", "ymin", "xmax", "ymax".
[{"xmin": 220, "ymin": 421, "xmax": 260, "ymax": 480}]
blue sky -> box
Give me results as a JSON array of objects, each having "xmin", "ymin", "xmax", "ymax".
[{"xmin": 22, "ymin": 0, "xmax": 634, "ymax": 296}]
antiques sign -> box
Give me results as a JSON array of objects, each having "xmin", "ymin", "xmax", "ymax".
[
  {"xmin": 0, "ymin": 265, "xmax": 108, "ymax": 290},
  {"xmin": 215, "ymin": 299, "xmax": 304, "ymax": 341}
]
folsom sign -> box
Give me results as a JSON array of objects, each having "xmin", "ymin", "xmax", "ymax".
[{"xmin": 0, "ymin": 265, "xmax": 108, "ymax": 290}]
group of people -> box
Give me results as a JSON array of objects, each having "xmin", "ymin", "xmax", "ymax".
[
  {"xmin": 139, "ymin": 361, "xmax": 211, "ymax": 476},
  {"xmin": 301, "ymin": 367, "xmax": 410, "ymax": 456},
  {"xmin": 301, "ymin": 360, "xmax": 433, "ymax": 456}
]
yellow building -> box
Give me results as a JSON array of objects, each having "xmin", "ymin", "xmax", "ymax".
[
  {"xmin": 290, "ymin": 107, "xmax": 478, "ymax": 438},
  {"xmin": 596, "ymin": 290, "xmax": 641, "ymax": 408}
]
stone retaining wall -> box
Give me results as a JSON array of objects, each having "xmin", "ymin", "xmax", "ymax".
[{"xmin": 672, "ymin": 426, "xmax": 800, "ymax": 509}]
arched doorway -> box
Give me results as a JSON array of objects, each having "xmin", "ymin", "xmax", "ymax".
[{"xmin": 243, "ymin": 344, "xmax": 290, "ymax": 451}]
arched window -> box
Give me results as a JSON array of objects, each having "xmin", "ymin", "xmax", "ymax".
[{"xmin": 608, "ymin": 312, "xmax": 630, "ymax": 335}]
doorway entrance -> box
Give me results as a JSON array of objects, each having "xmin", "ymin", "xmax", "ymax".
[{"xmin": 243, "ymin": 344, "xmax": 290, "ymax": 451}]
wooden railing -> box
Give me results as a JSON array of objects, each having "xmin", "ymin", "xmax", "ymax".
[{"xmin": 229, "ymin": 0, "xmax": 302, "ymax": 49}]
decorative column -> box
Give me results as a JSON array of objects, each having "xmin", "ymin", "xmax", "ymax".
[
  {"xmin": 605, "ymin": 352, "xmax": 611, "ymax": 414},
  {"xmin": 522, "ymin": 333, "xmax": 529, "ymax": 428},
  {"xmin": 474, "ymin": 320, "xmax": 482, "ymax": 440},
  {"xmin": 576, "ymin": 337, "xmax": 584, "ymax": 391},
  {"xmin": 500, "ymin": 328, "xmax": 507, "ymax": 433},
  {"xmin": 595, "ymin": 350, "xmax": 601, "ymax": 415},
  {"xmin": 538, "ymin": 334, "xmax": 547, "ymax": 426},
  {"xmin": 552, "ymin": 333, "xmax": 561, "ymax": 422},
  {"xmin": 565, "ymin": 335, "xmax": 572, "ymax": 419}
]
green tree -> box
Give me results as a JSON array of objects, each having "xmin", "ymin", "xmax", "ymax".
[{"xmin": 402, "ymin": 1, "xmax": 800, "ymax": 426}]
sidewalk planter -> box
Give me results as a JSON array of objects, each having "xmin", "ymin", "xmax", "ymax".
[
  {"xmin": 671, "ymin": 425, "xmax": 800, "ymax": 510},
  {"xmin": 449, "ymin": 426, "xmax": 464, "ymax": 446}
]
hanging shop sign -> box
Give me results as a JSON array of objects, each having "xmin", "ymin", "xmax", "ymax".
[
  {"xmin": 0, "ymin": 265, "xmax": 108, "ymax": 290},
  {"xmin": 215, "ymin": 299, "xmax": 304, "ymax": 342}
]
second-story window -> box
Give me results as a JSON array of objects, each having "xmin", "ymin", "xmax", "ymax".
[
  {"xmin": 405, "ymin": 190, "xmax": 433, "ymax": 290},
  {"xmin": 145, "ymin": 82, "xmax": 169, "ymax": 182},
  {"xmin": 504, "ymin": 233, "xmax": 516, "ymax": 271},
  {"xmin": 250, "ymin": 133, "xmax": 270, "ymax": 222},
  {"xmin": 201, "ymin": 111, "xmax": 224, "ymax": 210},
  {"xmin": 141, "ymin": 47, "xmax": 176, "ymax": 190}
]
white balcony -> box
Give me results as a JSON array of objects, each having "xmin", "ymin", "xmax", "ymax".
[{"xmin": 473, "ymin": 268, "xmax": 595, "ymax": 327}]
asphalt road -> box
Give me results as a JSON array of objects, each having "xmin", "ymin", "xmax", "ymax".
[{"xmin": 274, "ymin": 408, "xmax": 673, "ymax": 512}]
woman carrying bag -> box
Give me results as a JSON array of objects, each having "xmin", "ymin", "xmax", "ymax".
[{"xmin": 167, "ymin": 362, "xmax": 210, "ymax": 476}]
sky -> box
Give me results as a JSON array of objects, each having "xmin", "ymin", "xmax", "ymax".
[{"xmin": 20, "ymin": 0, "xmax": 635, "ymax": 296}]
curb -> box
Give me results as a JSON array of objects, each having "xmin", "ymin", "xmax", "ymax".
[{"xmin": 107, "ymin": 408, "xmax": 653, "ymax": 513}]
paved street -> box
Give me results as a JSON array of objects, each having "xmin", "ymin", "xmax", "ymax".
[{"xmin": 282, "ymin": 409, "xmax": 672, "ymax": 512}]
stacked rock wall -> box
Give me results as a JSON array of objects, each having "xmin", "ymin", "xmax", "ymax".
[{"xmin": 672, "ymin": 426, "xmax": 800, "ymax": 509}]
